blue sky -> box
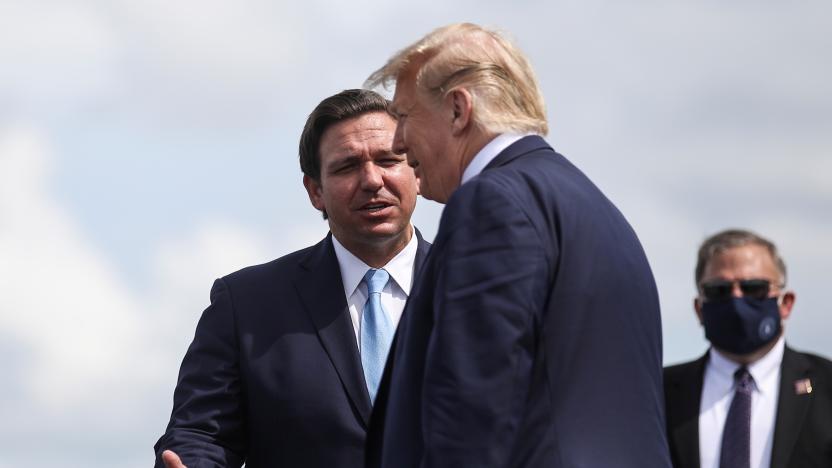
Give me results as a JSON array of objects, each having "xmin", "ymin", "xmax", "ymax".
[{"xmin": 1, "ymin": 1, "xmax": 830, "ymax": 466}]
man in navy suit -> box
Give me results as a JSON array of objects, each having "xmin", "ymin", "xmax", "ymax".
[
  {"xmin": 364, "ymin": 23, "xmax": 671, "ymax": 468},
  {"xmin": 154, "ymin": 89, "xmax": 429, "ymax": 468},
  {"xmin": 664, "ymin": 229, "xmax": 832, "ymax": 468}
]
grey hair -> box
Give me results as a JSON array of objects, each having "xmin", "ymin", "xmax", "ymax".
[{"xmin": 695, "ymin": 229, "xmax": 787, "ymax": 286}]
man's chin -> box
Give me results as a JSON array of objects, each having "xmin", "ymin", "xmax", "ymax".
[
  {"xmin": 361, "ymin": 223, "xmax": 410, "ymax": 242},
  {"xmin": 417, "ymin": 187, "xmax": 447, "ymax": 204}
]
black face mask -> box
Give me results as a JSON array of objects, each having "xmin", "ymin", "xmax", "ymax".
[{"xmin": 701, "ymin": 296, "xmax": 781, "ymax": 355}]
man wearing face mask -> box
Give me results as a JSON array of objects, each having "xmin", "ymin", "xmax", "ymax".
[{"xmin": 664, "ymin": 229, "xmax": 832, "ymax": 468}]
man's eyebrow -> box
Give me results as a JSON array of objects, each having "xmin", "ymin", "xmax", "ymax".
[
  {"xmin": 373, "ymin": 150, "xmax": 404, "ymax": 159},
  {"xmin": 325, "ymin": 154, "xmax": 361, "ymax": 169}
]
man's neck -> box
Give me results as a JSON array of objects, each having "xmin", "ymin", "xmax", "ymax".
[
  {"xmin": 333, "ymin": 228, "xmax": 414, "ymax": 269},
  {"xmin": 456, "ymin": 129, "xmax": 497, "ymax": 181}
]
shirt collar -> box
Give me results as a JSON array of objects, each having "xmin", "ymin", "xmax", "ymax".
[
  {"xmin": 460, "ymin": 133, "xmax": 530, "ymax": 185},
  {"xmin": 707, "ymin": 335, "xmax": 785, "ymax": 395},
  {"xmin": 331, "ymin": 226, "xmax": 418, "ymax": 299},
  {"xmin": 747, "ymin": 335, "xmax": 785, "ymax": 391}
]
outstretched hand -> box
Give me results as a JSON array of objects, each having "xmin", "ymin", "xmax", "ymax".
[{"xmin": 161, "ymin": 450, "xmax": 187, "ymax": 468}]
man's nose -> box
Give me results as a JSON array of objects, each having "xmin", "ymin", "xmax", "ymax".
[
  {"xmin": 731, "ymin": 281, "xmax": 744, "ymax": 298},
  {"xmin": 360, "ymin": 163, "xmax": 384, "ymax": 191},
  {"xmin": 392, "ymin": 124, "xmax": 407, "ymax": 155}
]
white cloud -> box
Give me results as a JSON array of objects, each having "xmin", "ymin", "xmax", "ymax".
[
  {"xmin": 1, "ymin": 1, "xmax": 831, "ymax": 466},
  {"xmin": 117, "ymin": 0, "xmax": 296, "ymax": 79},
  {"xmin": 0, "ymin": 1, "xmax": 118, "ymax": 113},
  {"xmin": 0, "ymin": 0, "xmax": 307, "ymax": 126},
  {"xmin": 0, "ymin": 125, "xmax": 285, "ymax": 465},
  {"xmin": 109, "ymin": 0, "xmax": 308, "ymax": 128},
  {"xmin": 148, "ymin": 221, "xmax": 275, "ymax": 349},
  {"xmin": 0, "ymin": 126, "xmax": 140, "ymax": 409}
]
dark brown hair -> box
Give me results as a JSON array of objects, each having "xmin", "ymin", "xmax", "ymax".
[{"xmin": 299, "ymin": 89, "xmax": 391, "ymax": 181}]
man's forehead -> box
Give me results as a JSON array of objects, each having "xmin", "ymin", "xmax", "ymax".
[
  {"xmin": 390, "ymin": 91, "xmax": 408, "ymax": 113},
  {"xmin": 704, "ymin": 245, "xmax": 779, "ymax": 277},
  {"xmin": 322, "ymin": 112, "xmax": 393, "ymax": 142},
  {"xmin": 715, "ymin": 244, "xmax": 772, "ymax": 261},
  {"xmin": 320, "ymin": 121, "xmax": 395, "ymax": 163},
  {"xmin": 326, "ymin": 132, "xmax": 393, "ymax": 153},
  {"xmin": 389, "ymin": 98, "xmax": 401, "ymax": 113},
  {"xmin": 390, "ymin": 75, "xmax": 418, "ymax": 108}
]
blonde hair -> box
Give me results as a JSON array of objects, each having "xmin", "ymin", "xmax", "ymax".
[{"xmin": 365, "ymin": 23, "xmax": 548, "ymax": 136}]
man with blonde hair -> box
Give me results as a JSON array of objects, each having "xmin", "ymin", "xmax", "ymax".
[{"xmin": 364, "ymin": 23, "xmax": 671, "ymax": 468}]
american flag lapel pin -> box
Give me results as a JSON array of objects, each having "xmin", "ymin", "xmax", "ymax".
[{"xmin": 794, "ymin": 378, "xmax": 813, "ymax": 395}]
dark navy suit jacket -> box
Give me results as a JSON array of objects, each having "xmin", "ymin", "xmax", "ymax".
[
  {"xmin": 664, "ymin": 346, "xmax": 832, "ymax": 468},
  {"xmin": 154, "ymin": 232, "xmax": 430, "ymax": 468},
  {"xmin": 366, "ymin": 136, "xmax": 672, "ymax": 468}
]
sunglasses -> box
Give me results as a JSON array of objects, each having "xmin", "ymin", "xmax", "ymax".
[{"xmin": 700, "ymin": 278, "xmax": 779, "ymax": 302}]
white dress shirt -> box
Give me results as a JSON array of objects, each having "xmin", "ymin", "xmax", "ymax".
[
  {"xmin": 460, "ymin": 133, "xmax": 531, "ymax": 185},
  {"xmin": 699, "ymin": 336, "xmax": 785, "ymax": 468},
  {"xmin": 331, "ymin": 228, "xmax": 418, "ymax": 352}
]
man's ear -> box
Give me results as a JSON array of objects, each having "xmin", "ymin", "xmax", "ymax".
[
  {"xmin": 303, "ymin": 175, "xmax": 325, "ymax": 212},
  {"xmin": 448, "ymin": 88, "xmax": 474, "ymax": 136},
  {"xmin": 779, "ymin": 291, "xmax": 796, "ymax": 321}
]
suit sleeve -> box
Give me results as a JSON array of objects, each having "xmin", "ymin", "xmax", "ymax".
[
  {"xmin": 153, "ymin": 278, "xmax": 247, "ymax": 468},
  {"xmin": 421, "ymin": 179, "xmax": 551, "ymax": 468}
]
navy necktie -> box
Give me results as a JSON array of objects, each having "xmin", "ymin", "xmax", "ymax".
[
  {"xmin": 360, "ymin": 268, "xmax": 393, "ymax": 403},
  {"xmin": 720, "ymin": 367, "xmax": 754, "ymax": 468}
]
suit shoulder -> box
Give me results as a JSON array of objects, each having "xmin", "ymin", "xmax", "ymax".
[
  {"xmin": 442, "ymin": 174, "xmax": 542, "ymax": 243},
  {"xmin": 451, "ymin": 147, "xmax": 560, "ymax": 210},
  {"xmin": 801, "ymin": 350, "xmax": 832, "ymax": 367},
  {"xmin": 473, "ymin": 143, "xmax": 618, "ymax": 220},
  {"xmin": 664, "ymin": 357, "xmax": 705, "ymax": 384},
  {"xmin": 450, "ymin": 171, "xmax": 518, "ymax": 205},
  {"xmin": 793, "ymin": 348, "xmax": 832, "ymax": 375},
  {"xmin": 220, "ymin": 243, "xmax": 318, "ymax": 286},
  {"xmin": 664, "ymin": 359, "xmax": 701, "ymax": 372}
]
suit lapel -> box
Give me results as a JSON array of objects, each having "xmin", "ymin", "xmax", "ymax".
[
  {"xmin": 770, "ymin": 346, "xmax": 813, "ymax": 468},
  {"xmin": 370, "ymin": 229, "xmax": 431, "ymax": 409},
  {"xmin": 294, "ymin": 235, "xmax": 372, "ymax": 426},
  {"xmin": 293, "ymin": 231, "xmax": 432, "ymax": 429},
  {"xmin": 669, "ymin": 354, "xmax": 707, "ymax": 468},
  {"xmin": 384, "ymin": 229, "xmax": 430, "ymax": 370},
  {"xmin": 367, "ymin": 231, "xmax": 431, "ymax": 466},
  {"xmin": 412, "ymin": 228, "xmax": 430, "ymax": 282}
]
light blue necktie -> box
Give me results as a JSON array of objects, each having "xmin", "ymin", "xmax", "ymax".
[{"xmin": 360, "ymin": 268, "xmax": 394, "ymax": 403}]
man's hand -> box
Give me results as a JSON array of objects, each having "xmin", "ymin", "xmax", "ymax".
[{"xmin": 161, "ymin": 450, "xmax": 187, "ymax": 468}]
